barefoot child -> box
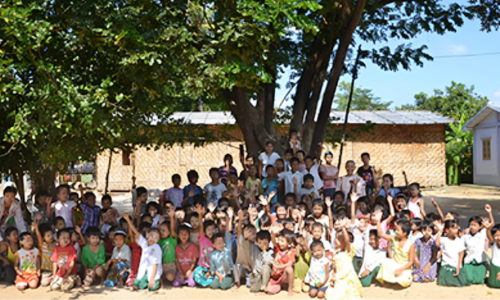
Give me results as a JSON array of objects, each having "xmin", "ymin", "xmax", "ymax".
[
  {"xmin": 33, "ymin": 221, "xmax": 56, "ymax": 287},
  {"xmin": 158, "ymin": 209, "xmax": 177, "ymax": 284},
  {"xmin": 193, "ymin": 204, "xmax": 215, "ymax": 287},
  {"xmin": 412, "ymin": 221, "xmax": 438, "ymax": 283},
  {"xmin": 49, "ymin": 184, "xmax": 76, "ymax": 228},
  {"xmin": 123, "ymin": 214, "xmax": 162, "ymax": 291},
  {"xmin": 50, "ymin": 228, "xmax": 78, "ymax": 292},
  {"xmin": 267, "ymin": 223, "xmax": 295, "ymax": 296},
  {"xmin": 81, "ymin": 227, "xmax": 106, "ymax": 286},
  {"xmin": 486, "ymin": 222, "xmax": 500, "ymax": 288},
  {"xmin": 14, "ymin": 232, "xmax": 40, "ymax": 290},
  {"xmin": 376, "ymin": 219, "xmax": 414, "ymax": 288},
  {"xmin": 103, "ymin": 227, "xmax": 131, "ymax": 288},
  {"xmin": 209, "ymin": 207, "xmax": 235, "ymax": 290},
  {"xmin": 304, "ymin": 241, "xmax": 330, "ymax": 299},
  {"xmin": 359, "ymin": 230, "xmax": 386, "ymax": 287},
  {"xmin": 173, "ymin": 224, "xmax": 199, "ymax": 287}
]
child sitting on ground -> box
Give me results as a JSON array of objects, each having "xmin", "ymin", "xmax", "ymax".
[
  {"xmin": 81, "ymin": 226, "xmax": 106, "ymax": 286},
  {"xmin": 208, "ymin": 207, "xmax": 235, "ymax": 290},
  {"xmin": 304, "ymin": 241, "xmax": 330, "ymax": 299},
  {"xmin": 103, "ymin": 227, "xmax": 131, "ymax": 288},
  {"xmin": 158, "ymin": 209, "xmax": 177, "ymax": 284},
  {"xmin": 14, "ymin": 232, "xmax": 40, "ymax": 290},
  {"xmin": 33, "ymin": 221, "xmax": 56, "ymax": 287},
  {"xmin": 251, "ymin": 230, "xmax": 274, "ymax": 293},
  {"xmin": 174, "ymin": 224, "xmax": 199, "ymax": 287},
  {"xmin": 50, "ymin": 228, "xmax": 78, "ymax": 292},
  {"xmin": 412, "ymin": 221, "xmax": 438, "ymax": 283},
  {"xmin": 193, "ymin": 204, "xmax": 215, "ymax": 287},
  {"xmin": 359, "ymin": 230, "xmax": 387, "ymax": 287},
  {"xmin": 267, "ymin": 223, "xmax": 295, "ymax": 296},
  {"xmin": 123, "ymin": 214, "xmax": 162, "ymax": 291}
]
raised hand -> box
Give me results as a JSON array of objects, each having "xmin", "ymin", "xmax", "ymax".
[
  {"xmin": 188, "ymin": 186, "xmax": 195, "ymax": 197},
  {"xmin": 45, "ymin": 196, "xmax": 52, "ymax": 207},
  {"xmin": 485, "ymin": 204, "xmax": 492, "ymax": 214},
  {"xmin": 435, "ymin": 223, "xmax": 444, "ymax": 232},
  {"xmin": 123, "ymin": 213, "xmax": 130, "ymax": 221},
  {"xmin": 259, "ymin": 195, "xmax": 269, "ymax": 206},
  {"xmin": 293, "ymin": 177, "xmax": 297, "ymax": 185},
  {"xmin": 207, "ymin": 202, "xmax": 216, "ymax": 212},
  {"xmin": 237, "ymin": 209, "xmax": 245, "ymax": 221},
  {"xmin": 75, "ymin": 225, "xmax": 81, "ymax": 234},
  {"xmin": 168, "ymin": 208, "xmax": 175, "ymax": 219},
  {"xmin": 325, "ymin": 197, "xmax": 332, "ymax": 207},
  {"xmin": 227, "ymin": 207, "xmax": 234, "ymax": 219},
  {"xmin": 431, "ymin": 198, "xmax": 438, "ymax": 207},
  {"xmin": 387, "ymin": 194, "xmax": 393, "ymax": 204},
  {"xmin": 350, "ymin": 193, "xmax": 359, "ymax": 203},
  {"xmin": 195, "ymin": 203, "xmax": 204, "ymax": 215}
]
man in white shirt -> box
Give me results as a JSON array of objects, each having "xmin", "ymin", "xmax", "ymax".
[
  {"xmin": 304, "ymin": 156, "xmax": 323, "ymax": 192},
  {"xmin": 258, "ymin": 141, "xmax": 281, "ymax": 178}
]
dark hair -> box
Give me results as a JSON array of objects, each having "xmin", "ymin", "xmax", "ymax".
[
  {"xmin": 411, "ymin": 218, "xmax": 423, "ymax": 228},
  {"xmin": 19, "ymin": 232, "xmax": 32, "ymax": 242},
  {"xmin": 285, "ymin": 149, "xmax": 294, "ymax": 155},
  {"xmin": 310, "ymin": 240, "xmax": 325, "ymax": 250},
  {"xmin": 283, "ymin": 218, "xmax": 295, "ymax": 226},
  {"xmin": 85, "ymin": 226, "xmax": 102, "ymax": 238},
  {"xmin": 218, "ymin": 197, "xmax": 229, "ymax": 207},
  {"xmin": 368, "ymin": 229, "xmax": 379, "ymax": 239},
  {"xmin": 69, "ymin": 192, "xmax": 78, "ymax": 199},
  {"xmin": 186, "ymin": 212, "xmax": 199, "ymax": 223},
  {"xmin": 102, "ymin": 194, "xmax": 112, "ymax": 204},
  {"xmin": 420, "ymin": 221, "xmax": 434, "ymax": 232},
  {"xmin": 136, "ymin": 187, "xmax": 148, "ymax": 198},
  {"xmin": 148, "ymin": 227, "xmax": 161, "ymax": 238},
  {"xmin": 56, "ymin": 184, "xmax": 70, "ymax": 195},
  {"xmin": 333, "ymin": 191, "xmax": 345, "ymax": 201},
  {"xmin": 187, "ymin": 170, "xmax": 199, "ymax": 182},
  {"xmin": 304, "ymin": 156, "xmax": 314, "ymax": 162},
  {"xmin": 312, "ymin": 199, "xmax": 324, "ymax": 209},
  {"xmin": 39, "ymin": 223, "xmax": 53, "ymax": 237},
  {"xmin": 444, "ymin": 219, "xmax": 459, "ymax": 230},
  {"xmin": 304, "ymin": 216, "xmax": 316, "ymax": 228},
  {"xmin": 172, "ymin": 174, "xmax": 181, "ymax": 181},
  {"xmin": 146, "ymin": 202, "xmax": 159, "ymax": 212},
  {"xmin": 284, "ymin": 193, "xmax": 296, "ymax": 202},
  {"xmin": 177, "ymin": 224, "xmax": 191, "ymax": 236},
  {"xmin": 396, "ymin": 212, "xmax": 408, "ymax": 221},
  {"xmin": 395, "ymin": 193, "xmax": 407, "ymax": 202},
  {"xmin": 446, "ymin": 211, "xmax": 459, "ymax": 221},
  {"xmin": 34, "ymin": 191, "xmax": 48, "ymax": 204},
  {"xmin": 265, "ymin": 164, "xmax": 275, "ymax": 172},
  {"xmin": 277, "ymin": 228, "xmax": 296, "ymax": 247},
  {"xmin": 491, "ymin": 224, "xmax": 500, "ymax": 237},
  {"xmin": 223, "ymin": 154, "xmax": 233, "ymax": 165},
  {"xmin": 258, "ymin": 214, "xmax": 272, "ymax": 228},
  {"xmin": 257, "ymin": 230, "xmax": 271, "ymax": 242},
  {"xmin": 361, "ymin": 152, "xmax": 370, "ymax": 159},
  {"xmin": 336, "ymin": 206, "xmax": 347, "ymax": 215},
  {"xmin": 409, "ymin": 182, "xmax": 420, "ymax": 190},
  {"xmin": 303, "ymin": 174, "xmax": 314, "ymax": 182},
  {"xmin": 3, "ymin": 186, "xmax": 17, "ymax": 195},
  {"xmin": 324, "ymin": 151, "xmax": 333, "ymax": 158},
  {"xmin": 138, "ymin": 222, "xmax": 152, "ymax": 235},
  {"xmin": 311, "ymin": 222, "xmax": 324, "ymax": 231},
  {"xmin": 203, "ymin": 220, "xmax": 216, "ymax": 235},
  {"xmin": 84, "ymin": 192, "xmax": 96, "ymax": 202},
  {"xmin": 266, "ymin": 141, "xmax": 274, "ymax": 147},
  {"xmin": 5, "ymin": 226, "xmax": 18, "ymax": 237},
  {"xmin": 54, "ymin": 216, "xmax": 65, "ymax": 225},
  {"xmin": 297, "ymin": 150, "xmax": 306, "ymax": 157},
  {"xmin": 289, "ymin": 129, "xmax": 298, "ymax": 136},
  {"xmin": 397, "ymin": 220, "xmax": 411, "ymax": 235},
  {"xmin": 382, "ymin": 174, "xmax": 394, "ymax": 188},
  {"xmin": 426, "ymin": 212, "xmax": 441, "ymax": 221},
  {"xmin": 468, "ymin": 216, "xmax": 483, "ymax": 227},
  {"xmin": 346, "ymin": 160, "xmax": 355, "ymax": 166},
  {"xmin": 290, "ymin": 157, "xmax": 300, "ymax": 164},
  {"xmin": 57, "ymin": 228, "xmax": 71, "ymax": 238},
  {"xmin": 209, "ymin": 167, "xmax": 220, "ymax": 177},
  {"xmin": 211, "ymin": 232, "xmax": 225, "ymax": 244},
  {"xmin": 193, "ymin": 194, "xmax": 206, "ymax": 207}
]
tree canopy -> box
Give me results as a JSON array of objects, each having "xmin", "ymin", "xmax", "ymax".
[
  {"xmin": 334, "ymin": 81, "xmax": 392, "ymax": 111},
  {"xmin": 1, "ymin": 0, "xmax": 499, "ymax": 193}
]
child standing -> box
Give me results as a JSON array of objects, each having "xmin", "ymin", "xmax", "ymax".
[
  {"xmin": 33, "ymin": 221, "xmax": 56, "ymax": 287},
  {"xmin": 359, "ymin": 230, "xmax": 387, "ymax": 287},
  {"xmin": 174, "ymin": 224, "xmax": 199, "ymax": 287},
  {"xmin": 193, "ymin": 205, "xmax": 215, "ymax": 287},
  {"xmin": 204, "ymin": 168, "xmax": 227, "ymax": 207},
  {"xmin": 209, "ymin": 208, "xmax": 235, "ymax": 290},
  {"xmin": 463, "ymin": 204, "xmax": 494, "ymax": 284},
  {"xmin": 375, "ymin": 219, "xmax": 414, "ymax": 288},
  {"xmin": 165, "ymin": 174, "xmax": 183, "ymax": 208},
  {"xmin": 49, "ymin": 184, "xmax": 76, "ymax": 228},
  {"xmin": 81, "ymin": 192, "xmax": 101, "ymax": 235},
  {"xmin": 182, "ymin": 170, "xmax": 204, "ymax": 207},
  {"xmin": 103, "ymin": 227, "xmax": 131, "ymax": 288},
  {"xmin": 81, "ymin": 227, "xmax": 106, "ymax": 286},
  {"xmin": 262, "ymin": 165, "xmax": 280, "ymax": 207},
  {"xmin": 123, "ymin": 214, "xmax": 163, "ymax": 291},
  {"xmin": 311, "ymin": 199, "xmax": 329, "ymax": 240},
  {"xmin": 14, "ymin": 232, "xmax": 40, "ymax": 290},
  {"xmin": 50, "ymin": 229, "xmax": 78, "ymax": 292},
  {"xmin": 158, "ymin": 209, "xmax": 177, "ymax": 284},
  {"xmin": 267, "ymin": 223, "xmax": 295, "ymax": 296},
  {"xmin": 405, "ymin": 182, "xmax": 425, "ymax": 219},
  {"xmin": 246, "ymin": 165, "xmax": 261, "ymax": 200},
  {"xmin": 305, "ymin": 241, "xmax": 330, "ymax": 299},
  {"xmin": 299, "ymin": 174, "xmax": 320, "ymax": 201},
  {"xmin": 325, "ymin": 219, "xmax": 362, "ymax": 300},
  {"xmin": 435, "ymin": 220, "xmax": 470, "ymax": 287},
  {"xmin": 412, "ymin": 222, "xmax": 438, "ymax": 283}
]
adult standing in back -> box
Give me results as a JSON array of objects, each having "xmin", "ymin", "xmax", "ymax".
[
  {"xmin": 258, "ymin": 142, "xmax": 281, "ymax": 179},
  {"xmin": 319, "ymin": 151, "xmax": 338, "ymax": 199},
  {"xmin": 219, "ymin": 154, "xmax": 237, "ymax": 187}
]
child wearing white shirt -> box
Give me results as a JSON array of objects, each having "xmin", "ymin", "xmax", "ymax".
[
  {"xmin": 463, "ymin": 216, "xmax": 489, "ymax": 284},
  {"xmin": 123, "ymin": 214, "xmax": 162, "ymax": 291},
  {"xmin": 486, "ymin": 219, "xmax": 500, "ymax": 288},
  {"xmin": 203, "ymin": 168, "xmax": 227, "ymax": 207},
  {"xmin": 359, "ymin": 230, "xmax": 387, "ymax": 287},
  {"xmin": 435, "ymin": 220, "xmax": 470, "ymax": 287}
]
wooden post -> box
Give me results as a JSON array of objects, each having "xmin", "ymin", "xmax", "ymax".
[
  {"xmin": 337, "ymin": 45, "xmax": 363, "ymax": 170},
  {"xmin": 105, "ymin": 150, "xmax": 113, "ymax": 194}
]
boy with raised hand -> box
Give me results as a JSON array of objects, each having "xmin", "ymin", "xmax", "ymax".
[{"xmin": 123, "ymin": 213, "xmax": 162, "ymax": 291}]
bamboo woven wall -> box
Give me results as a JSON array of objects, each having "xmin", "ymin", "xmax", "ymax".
[{"xmin": 96, "ymin": 124, "xmax": 446, "ymax": 192}]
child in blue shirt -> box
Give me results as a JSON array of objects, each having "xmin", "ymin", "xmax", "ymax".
[
  {"xmin": 208, "ymin": 209, "xmax": 235, "ymax": 290},
  {"xmin": 262, "ymin": 165, "xmax": 280, "ymax": 208}
]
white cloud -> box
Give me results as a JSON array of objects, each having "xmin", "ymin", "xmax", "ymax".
[
  {"xmin": 448, "ymin": 44, "xmax": 469, "ymax": 55},
  {"xmin": 494, "ymin": 89, "xmax": 500, "ymax": 99}
]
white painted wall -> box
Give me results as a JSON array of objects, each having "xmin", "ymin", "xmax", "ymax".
[{"xmin": 473, "ymin": 111, "xmax": 500, "ymax": 186}]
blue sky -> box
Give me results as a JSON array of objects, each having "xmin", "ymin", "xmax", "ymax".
[{"xmin": 277, "ymin": 9, "xmax": 500, "ymax": 110}]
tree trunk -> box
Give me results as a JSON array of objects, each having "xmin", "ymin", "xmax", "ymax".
[
  {"xmin": 12, "ymin": 168, "xmax": 31, "ymax": 224},
  {"xmin": 105, "ymin": 150, "xmax": 113, "ymax": 194}
]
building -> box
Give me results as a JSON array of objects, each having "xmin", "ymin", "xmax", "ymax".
[
  {"xmin": 464, "ymin": 104, "xmax": 500, "ymax": 187},
  {"xmin": 96, "ymin": 110, "xmax": 453, "ymax": 193}
]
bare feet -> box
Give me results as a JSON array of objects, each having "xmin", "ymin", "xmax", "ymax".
[
  {"xmin": 132, "ymin": 285, "xmax": 140, "ymax": 291},
  {"xmin": 288, "ymin": 290, "xmax": 294, "ymax": 297}
]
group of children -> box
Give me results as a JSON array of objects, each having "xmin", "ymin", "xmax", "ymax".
[{"xmin": 0, "ymin": 145, "xmax": 499, "ymax": 300}]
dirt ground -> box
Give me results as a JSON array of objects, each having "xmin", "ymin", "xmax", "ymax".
[
  {"xmin": 1, "ymin": 281, "xmax": 499, "ymax": 300},
  {"xmin": 423, "ymin": 185, "xmax": 500, "ymax": 201}
]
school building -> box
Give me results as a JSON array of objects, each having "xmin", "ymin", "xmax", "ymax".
[{"xmin": 95, "ymin": 110, "xmax": 454, "ymax": 194}]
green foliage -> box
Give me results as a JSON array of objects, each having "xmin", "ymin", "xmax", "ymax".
[
  {"xmin": 334, "ymin": 81, "xmax": 392, "ymax": 111},
  {"xmin": 398, "ymin": 82, "xmax": 488, "ymax": 184}
]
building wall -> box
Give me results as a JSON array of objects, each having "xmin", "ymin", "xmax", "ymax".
[
  {"xmin": 96, "ymin": 124, "xmax": 446, "ymax": 192},
  {"xmin": 473, "ymin": 111, "xmax": 499, "ymax": 186}
]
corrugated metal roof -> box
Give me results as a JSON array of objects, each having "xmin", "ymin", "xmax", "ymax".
[
  {"xmin": 163, "ymin": 110, "xmax": 454, "ymax": 125},
  {"xmin": 463, "ymin": 104, "xmax": 500, "ymax": 130}
]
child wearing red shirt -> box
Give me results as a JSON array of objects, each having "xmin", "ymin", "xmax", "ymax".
[
  {"xmin": 266, "ymin": 223, "xmax": 296, "ymax": 296},
  {"xmin": 50, "ymin": 229, "xmax": 77, "ymax": 292}
]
